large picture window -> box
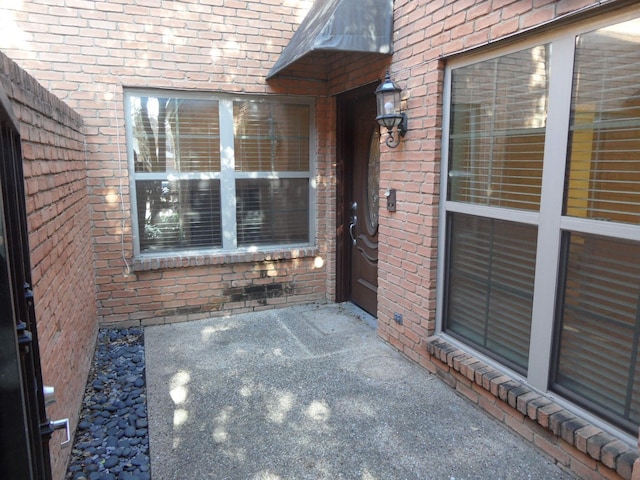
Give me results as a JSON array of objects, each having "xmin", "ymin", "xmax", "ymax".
[
  {"xmin": 440, "ymin": 13, "xmax": 640, "ymax": 435},
  {"xmin": 125, "ymin": 92, "xmax": 314, "ymax": 255}
]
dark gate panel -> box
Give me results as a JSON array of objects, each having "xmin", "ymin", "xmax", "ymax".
[{"xmin": 0, "ymin": 86, "xmax": 52, "ymax": 480}]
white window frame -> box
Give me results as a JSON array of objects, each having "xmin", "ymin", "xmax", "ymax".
[
  {"xmin": 124, "ymin": 90, "xmax": 317, "ymax": 257},
  {"xmin": 437, "ymin": 6, "xmax": 640, "ymax": 439}
]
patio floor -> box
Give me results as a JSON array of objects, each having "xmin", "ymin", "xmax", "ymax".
[{"xmin": 145, "ymin": 303, "xmax": 573, "ymax": 480}]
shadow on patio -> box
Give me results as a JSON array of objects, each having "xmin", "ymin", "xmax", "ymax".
[{"xmin": 145, "ymin": 303, "xmax": 572, "ymax": 480}]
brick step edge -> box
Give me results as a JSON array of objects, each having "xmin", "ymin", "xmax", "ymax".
[{"xmin": 424, "ymin": 337, "xmax": 640, "ymax": 480}]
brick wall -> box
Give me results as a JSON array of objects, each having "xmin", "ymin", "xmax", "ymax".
[
  {"xmin": 425, "ymin": 338, "xmax": 640, "ymax": 480},
  {"xmin": 0, "ymin": 0, "xmax": 337, "ymax": 327},
  {"xmin": 372, "ymin": 0, "xmax": 640, "ymax": 374},
  {"xmin": 369, "ymin": 0, "xmax": 640, "ymax": 479},
  {"xmin": 0, "ymin": 51, "xmax": 97, "ymax": 480}
]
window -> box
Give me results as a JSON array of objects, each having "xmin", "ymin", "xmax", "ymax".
[
  {"xmin": 555, "ymin": 233, "xmax": 640, "ymax": 432},
  {"xmin": 448, "ymin": 45, "xmax": 548, "ymax": 211},
  {"xmin": 125, "ymin": 92, "xmax": 314, "ymax": 255},
  {"xmin": 554, "ymin": 20, "xmax": 640, "ymax": 433},
  {"xmin": 445, "ymin": 214, "xmax": 537, "ymax": 373},
  {"xmin": 440, "ymin": 13, "xmax": 640, "ymax": 435},
  {"xmin": 444, "ymin": 45, "xmax": 549, "ymax": 371}
]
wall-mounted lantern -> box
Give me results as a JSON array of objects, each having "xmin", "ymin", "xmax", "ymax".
[{"xmin": 375, "ymin": 71, "xmax": 408, "ymax": 148}]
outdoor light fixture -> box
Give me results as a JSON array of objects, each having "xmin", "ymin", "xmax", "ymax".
[{"xmin": 375, "ymin": 71, "xmax": 408, "ymax": 148}]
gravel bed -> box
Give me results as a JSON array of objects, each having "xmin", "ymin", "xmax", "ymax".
[{"xmin": 65, "ymin": 328, "xmax": 151, "ymax": 480}]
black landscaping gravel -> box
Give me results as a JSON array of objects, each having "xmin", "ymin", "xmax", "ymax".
[{"xmin": 65, "ymin": 328, "xmax": 151, "ymax": 480}]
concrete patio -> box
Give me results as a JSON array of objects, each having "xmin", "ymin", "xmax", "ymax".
[{"xmin": 145, "ymin": 303, "xmax": 573, "ymax": 480}]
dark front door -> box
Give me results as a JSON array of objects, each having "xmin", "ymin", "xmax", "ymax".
[
  {"xmin": 337, "ymin": 85, "xmax": 379, "ymax": 317},
  {"xmin": 0, "ymin": 88, "xmax": 54, "ymax": 480}
]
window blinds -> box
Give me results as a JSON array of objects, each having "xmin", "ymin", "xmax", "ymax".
[
  {"xmin": 443, "ymin": 15, "xmax": 640, "ymax": 436},
  {"xmin": 566, "ymin": 23, "xmax": 640, "ymax": 224},
  {"xmin": 554, "ymin": 233, "xmax": 640, "ymax": 431},
  {"xmin": 131, "ymin": 97, "xmax": 221, "ymax": 174},
  {"xmin": 445, "ymin": 213, "xmax": 537, "ymax": 373},
  {"xmin": 128, "ymin": 93, "xmax": 312, "ymax": 254},
  {"xmin": 174, "ymin": 100, "xmax": 221, "ymax": 173},
  {"xmin": 448, "ymin": 45, "xmax": 548, "ymax": 211},
  {"xmin": 136, "ymin": 179, "xmax": 222, "ymax": 252},
  {"xmin": 236, "ymin": 179, "xmax": 309, "ymax": 247},
  {"xmin": 234, "ymin": 102, "xmax": 310, "ymax": 172},
  {"xmin": 555, "ymin": 18, "xmax": 640, "ymax": 433}
]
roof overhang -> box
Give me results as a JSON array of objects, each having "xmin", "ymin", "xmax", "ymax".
[{"xmin": 266, "ymin": 0, "xmax": 394, "ymax": 80}]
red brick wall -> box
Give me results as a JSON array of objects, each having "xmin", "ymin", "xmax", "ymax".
[
  {"xmin": 0, "ymin": 0, "xmax": 338, "ymax": 327},
  {"xmin": 0, "ymin": 51, "xmax": 97, "ymax": 480},
  {"xmin": 321, "ymin": 1, "xmax": 640, "ymax": 478},
  {"xmin": 374, "ymin": 0, "xmax": 639, "ymax": 478},
  {"xmin": 373, "ymin": 0, "xmax": 636, "ymax": 375}
]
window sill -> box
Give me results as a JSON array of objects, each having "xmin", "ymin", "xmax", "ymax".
[
  {"xmin": 424, "ymin": 337, "xmax": 639, "ymax": 480},
  {"xmin": 131, "ymin": 246, "xmax": 319, "ymax": 272}
]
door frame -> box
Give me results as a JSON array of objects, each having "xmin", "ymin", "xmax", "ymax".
[{"xmin": 335, "ymin": 82, "xmax": 378, "ymax": 304}]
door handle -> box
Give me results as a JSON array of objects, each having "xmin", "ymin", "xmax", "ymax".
[
  {"xmin": 349, "ymin": 218, "xmax": 357, "ymax": 245},
  {"xmin": 50, "ymin": 418, "xmax": 71, "ymax": 447},
  {"xmin": 42, "ymin": 384, "xmax": 71, "ymax": 447},
  {"xmin": 349, "ymin": 201, "xmax": 358, "ymax": 245}
]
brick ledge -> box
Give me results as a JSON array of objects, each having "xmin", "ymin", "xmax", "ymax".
[
  {"xmin": 424, "ymin": 337, "xmax": 639, "ymax": 480},
  {"xmin": 131, "ymin": 246, "xmax": 319, "ymax": 272}
]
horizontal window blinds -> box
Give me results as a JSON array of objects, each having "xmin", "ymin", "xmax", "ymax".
[
  {"xmin": 137, "ymin": 179, "xmax": 222, "ymax": 253},
  {"xmin": 445, "ymin": 213, "xmax": 537, "ymax": 373},
  {"xmin": 554, "ymin": 233, "xmax": 640, "ymax": 431},
  {"xmin": 566, "ymin": 20, "xmax": 640, "ymax": 224},
  {"xmin": 127, "ymin": 92, "xmax": 313, "ymax": 254},
  {"xmin": 236, "ymin": 179, "xmax": 309, "ymax": 247},
  {"xmin": 174, "ymin": 100, "xmax": 221, "ymax": 172},
  {"xmin": 448, "ymin": 45, "xmax": 548, "ymax": 211},
  {"xmin": 234, "ymin": 102, "xmax": 310, "ymax": 172},
  {"xmin": 443, "ymin": 14, "xmax": 640, "ymax": 436},
  {"xmin": 233, "ymin": 101, "xmax": 311, "ymax": 247},
  {"xmin": 131, "ymin": 97, "xmax": 221, "ymax": 174}
]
